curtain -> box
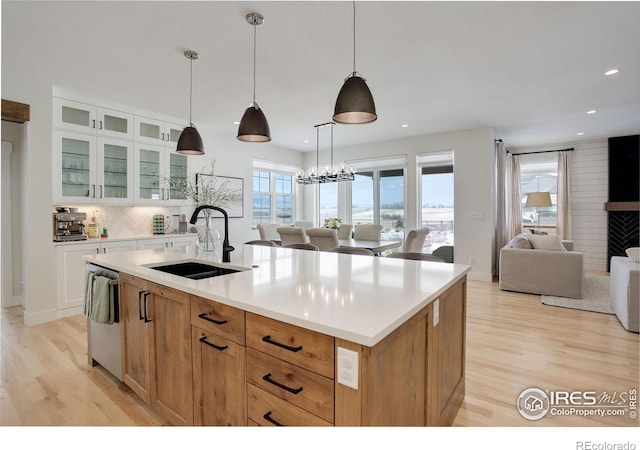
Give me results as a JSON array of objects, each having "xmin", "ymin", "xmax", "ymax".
[
  {"xmin": 556, "ymin": 151, "xmax": 572, "ymax": 240},
  {"xmin": 495, "ymin": 141, "xmax": 522, "ymax": 275},
  {"xmin": 507, "ymin": 153, "xmax": 522, "ymax": 240}
]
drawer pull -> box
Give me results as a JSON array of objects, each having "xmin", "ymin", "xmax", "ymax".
[
  {"xmin": 198, "ymin": 312, "xmax": 228, "ymax": 325},
  {"xmin": 262, "ymin": 373, "xmax": 303, "ymax": 395},
  {"xmin": 199, "ymin": 335, "xmax": 228, "ymax": 351},
  {"xmin": 263, "ymin": 411, "xmax": 283, "ymax": 426},
  {"xmin": 261, "ymin": 335, "xmax": 303, "ymax": 353}
]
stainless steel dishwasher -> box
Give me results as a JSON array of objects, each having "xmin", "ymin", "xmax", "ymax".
[{"xmin": 86, "ymin": 263, "xmax": 122, "ymax": 381}]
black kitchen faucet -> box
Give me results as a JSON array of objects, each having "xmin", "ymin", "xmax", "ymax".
[{"xmin": 189, "ymin": 205, "xmax": 235, "ymax": 263}]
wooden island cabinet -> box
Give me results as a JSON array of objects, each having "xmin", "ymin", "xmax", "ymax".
[
  {"xmin": 119, "ymin": 272, "xmax": 467, "ymax": 427},
  {"xmin": 87, "ymin": 245, "xmax": 470, "ymax": 426}
]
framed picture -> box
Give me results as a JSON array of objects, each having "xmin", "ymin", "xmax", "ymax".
[{"xmin": 195, "ymin": 174, "xmax": 244, "ymax": 218}]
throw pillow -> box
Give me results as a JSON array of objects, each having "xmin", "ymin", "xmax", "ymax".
[
  {"xmin": 510, "ymin": 234, "xmax": 533, "ymax": 249},
  {"xmin": 529, "ymin": 229, "xmax": 548, "ymax": 235},
  {"xmin": 626, "ymin": 247, "xmax": 640, "ymax": 263},
  {"xmin": 528, "ymin": 234, "xmax": 566, "ymax": 251}
]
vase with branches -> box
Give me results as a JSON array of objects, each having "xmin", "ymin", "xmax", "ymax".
[{"xmin": 167, "ymin": 160, "xmax": 241, "ymax": 256}]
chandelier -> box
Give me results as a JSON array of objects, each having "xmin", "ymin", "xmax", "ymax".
[{"xmin": 296, "ymin": 122, "xmax": 355, "ymax": 185}]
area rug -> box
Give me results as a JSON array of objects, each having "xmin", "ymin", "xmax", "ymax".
[{"xmin": 541, "ymin": 274, "xmax": 614, "ymax": 314}]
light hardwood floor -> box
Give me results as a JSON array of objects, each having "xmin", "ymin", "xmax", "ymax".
[{"xmin": 1, "ymin": 278, "xmax": 638, "ymax": 427}]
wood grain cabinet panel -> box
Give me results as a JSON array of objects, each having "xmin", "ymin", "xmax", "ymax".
[
  {"xmin": 247, "ymin": 384, "xmax": 332, "ymax": 427},
  {"xmin": 192, "ymin": 326, "xmax": 247, "ymax": 426},
  {"xmin": 191, "ymin": 295, "xmax": 245, "ymax": 345},
  {"xmin": 246, "ymin": 312, "xmax": 334, "ymax": 379},
  {"xmin": 246, "ymin": 348, "xmax": 334, "ymax": 423}
]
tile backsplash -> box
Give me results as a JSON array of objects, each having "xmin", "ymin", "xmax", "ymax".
[{"xmin": 60, "ymin": 205, "xmax": 194, "ymax": 237}]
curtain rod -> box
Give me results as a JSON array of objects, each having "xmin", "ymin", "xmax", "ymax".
[{"xmin": 507, "ymin": 147, "xmax": 574, "ymax": 155}]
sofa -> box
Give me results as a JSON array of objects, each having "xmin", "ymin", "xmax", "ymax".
[{"xmin": 499, "ymin": 233, "xmax": 584, "ymax": 298}]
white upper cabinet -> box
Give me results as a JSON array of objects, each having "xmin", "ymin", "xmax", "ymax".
[
  {"xmin": 54, "ymin": 97, "xmax": 133, "ymax": 139},
  {"xmin": 134, "ymin": 116, "xmax": 184, "ymax": 150},
  {"xmin": 133, "ymin": 143, "xmax": 189, "ymax": 206},
  {"xmin": 53, "ymin": 130, "xmax": 134, "ymax": 204}
]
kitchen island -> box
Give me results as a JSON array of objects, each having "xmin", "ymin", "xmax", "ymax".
[{"xmin": 85, "ymin": 244, "xmax": 470, "ymax": 426}]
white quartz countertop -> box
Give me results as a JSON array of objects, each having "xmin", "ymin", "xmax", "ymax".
[{"xmin": 85, "ymin": 245, "xmax": 470, "ymax": 346}]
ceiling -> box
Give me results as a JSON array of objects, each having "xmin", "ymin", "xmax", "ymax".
[{"xmin": 3, "ymin": 1, "xmax": 640, "ymax": 151}]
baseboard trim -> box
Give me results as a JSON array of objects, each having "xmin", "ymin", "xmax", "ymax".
[
  {"xmin": 58, "ymin": 306, "xmax": 83, "ymax": 319},
  {"xmin": 467, "ymin": 271, "xmax": 492, "ymax": 282},
  {"xmin": 23, "ymin": 308, "xmax": 58, "ymax": 326}
]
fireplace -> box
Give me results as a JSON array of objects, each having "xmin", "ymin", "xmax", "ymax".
[{"xmin": 605, "ymin": 135, "xmax": 640, "ymax": 271}]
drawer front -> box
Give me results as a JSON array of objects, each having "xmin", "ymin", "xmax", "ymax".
[
  {"xmin": 247, "ymin": 384, "xmax": 332, "ymax": 427},
  {"xmin": 247, "ymin": 348, "xmax": 334, "ymax": 422},
  {"xmin": 246, "ymin": 313, "xmax": 334, "ymax": 379},
  {"xmin": 191, "ymin": 295, "xmax": 245, "ymax": 345}
]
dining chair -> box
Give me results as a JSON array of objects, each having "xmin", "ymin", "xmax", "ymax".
[
  {"xmin": 336, "ymin": 224, "xmax": 353, "ymax": 240},
  {"xmin": 326, "ymin": 246, "xmax": 374, "ymax": 256},
  {"xmin": 386, "ymin": 252, "xmax": 445, "ymax": 262},
  {"xmin": 305, "ymin": 228, "xmax": 340, "ymax": 251},
  {"xmin": 283, "ymin": 243, "xmax": 319, "ymax": 251},
  {"xmin": 257, "ymin": 223, "xmax": 280, "ymax": 242},
  {"xmin": 403, "ymin": 228, "xmax": 430, "ymax": 252},
  {"xmin": 432, "ymin": 245, "xmax": 454, "ymax": 263},
  {"xmin": 245, "ymin": 240, "xmax": 277, "ymax": 247},
  {"xmin": 353, "ymin": 224, "xmax": 383, "ymax": 240},
  {"xmin": 277, "ymin": 227, "xmax": 307, "ymax": 246}
]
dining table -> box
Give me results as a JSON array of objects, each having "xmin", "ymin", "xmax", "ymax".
[{"xmin": 338, "ymin": 238, "xmax": 402, "ymax": 255}]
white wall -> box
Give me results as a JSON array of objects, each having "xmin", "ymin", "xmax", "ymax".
[
  {"xmin": 509, "ymin": 139, "xmax": 609, "ymax": 271},
  {"xmin": 302, "ymin": 127, "xmax": 496, "ymax": 281}
]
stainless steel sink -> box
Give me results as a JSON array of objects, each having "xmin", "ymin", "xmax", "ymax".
[{"xmin": 144, "ymin": 260, "xmax": 249, "ymax": 280}]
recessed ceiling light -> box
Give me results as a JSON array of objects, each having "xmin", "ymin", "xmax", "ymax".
[
  {"xmin": 401, "ymin": 124, "xmax": 409, "ymax": 128},
  {"xmin": 577, "ymin": 132, "xmax": 585, "ymax": 136},
  {"xmin": 586, "ymin": 110, "xmax": 597, "ymax": 114},
  {"xmin": 303, "ymin": 140, "xmax": 309, "ymax": 143},
  {"xmin": 604, "ymin": 69, "xmax": 619, "ymax": 76},
  {"xmin": 233, "ymin": 121, "xmax": 240, "ymax": 125}
]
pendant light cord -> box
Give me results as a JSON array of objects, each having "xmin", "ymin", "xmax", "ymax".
[
  {"xmin": 253, "ymin": 22, "xmax": 257, "ymax": 103},
  {"xmin": 189, "ymin": 56, "xmax": 193, "ymax": 125},
  {"xmin": 352, "ymin": 0, "xmax": 356, "ymax": 74}
]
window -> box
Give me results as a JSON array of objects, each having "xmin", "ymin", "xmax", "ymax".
[
  {"xmin": 252, "ymin": 167, "xmax": 295, "ymax": 225},
  {"xmin": 419, "ymin": 151, "xmax": 454, "ymax": 253},
  {"xmin": 319, "ymin": 183, "xmax": 338, "ymax": 224},
  {"xmin": 347, "ymin": 156, "xmax": 406, "ymax": 240},
  {"xmin": 519, "ymin": 154, "xmax": 557, "ymax": 228}
]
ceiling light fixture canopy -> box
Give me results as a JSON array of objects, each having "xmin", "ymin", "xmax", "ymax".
[
  {"xmin": 176, "ymin": 50, "xmax": 204, "ymax": 155},
  {"xmin": 296, "ymin": 122, "xmax": 355, "ymax": 185},
  {"xmin": 333, "ymin": 0, "xmax": 377, "ymax": 124},
  {"xmin": 237, "ymin": 12, "xmax": 271, "ymax": 142}
]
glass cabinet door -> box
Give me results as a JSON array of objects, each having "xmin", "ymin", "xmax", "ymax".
[
  {"xmin": 54, "ymin": 98, "xmax": 96, "ymax": 134},
  {"xmin": 98, "ymin": 139, "xmax": 132, "ymax": 203},
  {"xmin": 55, "ymin": 131, "xmax": 96, "ymax": 202},
  {"xmin": 135, "ymin": 144, "xmax": 164, "ymax": 203},
  {"xmin": 168, "ymin": 153, "xmax": 188, "ymax": 202},
  {"xmin": 97, "ymin": 108, "xmax": 133, "ymax": 139}
]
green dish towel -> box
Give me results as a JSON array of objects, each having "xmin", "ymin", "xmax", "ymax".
[{"xmin": 83, "ymin": 273, "xmax": 116, "ymax": 324}]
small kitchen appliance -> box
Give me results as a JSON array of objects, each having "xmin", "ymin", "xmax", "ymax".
[{"xmin": 53, "ymin": 211, "xmax": 88, "ymax": 242}]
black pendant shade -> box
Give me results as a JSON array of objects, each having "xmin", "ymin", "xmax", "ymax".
[
  {"xmin": 238, "ymin": 12, "xmax": 271, "ymax": 143},
  {"xmin": 333, "ymin": 73, "xmax": 377, "ymax": 124},
  {"xmin": 176, "ymin": 125, "xmax": 204, "ymax": 155},
  {"xmin": 237, "ymin": 102, "xmax": 271, "ymax": 142},
  {"xmin": 176, "ymin": 49, "xmax": 204, "ymax": 155}
]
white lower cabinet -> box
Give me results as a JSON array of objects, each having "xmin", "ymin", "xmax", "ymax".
[
  {"xmin": 55, "ymin": 240, "xmax": 137, "ymax": 313},
  {"xmin": 137, "ymin": 235, "xmax": 195, "ymax": 250}
]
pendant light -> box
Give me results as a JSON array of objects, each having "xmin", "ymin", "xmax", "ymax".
[
  {"xmin": 237, "ymin": 12, "xmax": 271, "ymax": 142},
  {"xmin": 176, "ymin": 50, "xmax": 204, "ymax": 155},
  {"xmin": 333, "ymin": 0, "xmax": 377, "ymax": 124}
]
